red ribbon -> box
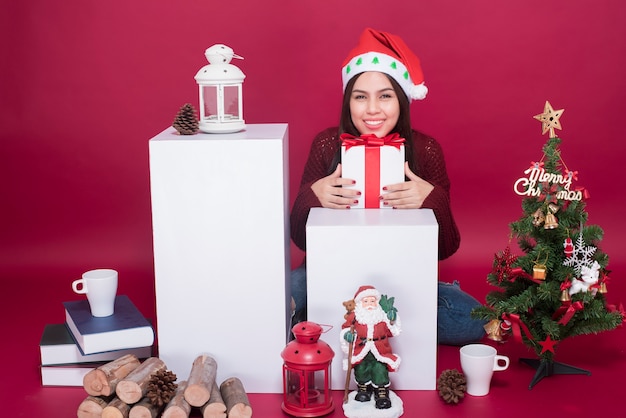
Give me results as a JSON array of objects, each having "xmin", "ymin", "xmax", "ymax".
[
  {"xmin": 341, "ymin": 133, "xmax": 405, "ymax": 208},
  {"xmin": 502, "ymin": 313, "xmax": 534, "ymax": 343},
  {"xmin": 552, "ymin": 301, "xmax": 584, "ymax": 325},
  {"xmin": 510, "ymin": 267, "xmax": 542, "ymax": 285},
  {"xmin": 340, "ymin": 133, "xmax": 405, "ymax": 150},
  {"xmin": 365, "ymin": 147, "xmax": 380, "ymax": 207}
]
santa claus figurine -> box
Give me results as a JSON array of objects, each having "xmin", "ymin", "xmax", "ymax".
[
  {"xmin": 340, "ymin": 285, "xmax": 402, "ymax": 410},
  {"xmin": 563, "ymin": 237, "xmax": 574, "ymax": 258}
]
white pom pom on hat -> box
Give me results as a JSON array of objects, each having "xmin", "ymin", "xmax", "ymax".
[
  {"xmin": 341, "ymin": 28, "xmax": 428, "ymax": 102},
  {"xmin": 354, "ymin": 285, "xmax": 381, "ymax": 302}
]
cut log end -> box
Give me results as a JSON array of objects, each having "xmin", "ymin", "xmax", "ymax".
[
  {"xmin": 184, "ymin": 384, "xmax": 211, "ymax": 407},
  {"xmin": 200, "ymin": 380, "xmax": 226, "ymax": 418},
  {"xmin": 77, "ymin": 395, "xmax": 110, "ymax": 418},
  {"xmin": 83, "ymin": 370, "xmax": 111, "ymax": 397},
  {"xmin": 129, "ymin": 397, "xmax": 162, "ymax": 418},
  {"xmin": 227, "ymin": 403, "xmax": 253, "ymax": 418},
  {"xmin": 102, "ymin": 397, "xmax": 131, "ymax": 418},
  {"xmin": 220, "ymin": 377, "xmax": 252, "ymax": 418},
  {"xmin": 162, "ymin": 405, "xmax": 191, "ymax": 418},
  {"xmin": 116, "ymin": 380, "xmax": 144, "ymax": 404},
  {"xmin": 116, "ymin": 357, "xmax": 166, "ymax": 404}
]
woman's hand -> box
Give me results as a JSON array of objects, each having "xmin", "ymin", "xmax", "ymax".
[
  {"xmin": 380, "ymin": 162, "xmax": 434, "ymax": 209},
  {"xmin": 311, "ymin": 164, "xmax": 361, "ymax": 209}
]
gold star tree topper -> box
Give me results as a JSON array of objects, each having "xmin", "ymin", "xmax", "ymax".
[{"xmin": 533, "ymin": 101, "xmax": 565, "ymax": 138}]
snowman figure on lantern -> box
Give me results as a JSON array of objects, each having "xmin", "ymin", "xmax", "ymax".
[{"xmin": 194, "ymin": 44, "xmax": 246, "ymax": 134}]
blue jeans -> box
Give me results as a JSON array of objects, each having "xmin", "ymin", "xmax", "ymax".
[{"xmin": 290, "ymin": 264, "xmax": 485, "ymax": 346}]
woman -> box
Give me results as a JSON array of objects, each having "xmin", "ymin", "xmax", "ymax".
[{"xmin": 290, "ymin": 28, "xmax": 484, "ymax": 345}]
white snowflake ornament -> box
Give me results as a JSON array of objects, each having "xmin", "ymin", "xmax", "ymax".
[{"xmin": 563, "ymin": 232, "xmax": 599, "ymax": 296}]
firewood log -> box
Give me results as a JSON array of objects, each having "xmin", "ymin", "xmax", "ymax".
[
  {"xmin": 77, "ymin": 395, "xmax": 113, "ymax": 418},
  {"xmin": 102, "ymin": 397, "xmax": 130, "ymax": 418},
  {"xmin": 200, "ymin": 380, "xmax": 226, "ymax": 418},
  {"xmin": 129, "ymin": 397, "xmax": 162, "ymax": 418},
  {"xmin": 83, "ymin": 354, "xmax": 142, "ymax": 396},
  {"xmin": 183, "ymin": 354, "xmax": 217, "ymax": 407},
  {"xmin": 116, "ymin": 357, "xmax": 167, "ymax": 404},
  {"xmin": 162, "ymin": 381, "xmax": 191, "ymax": 418},
  {"xmin": 220, "ymin": 377, "xmax": 252, "ymax": 418}
]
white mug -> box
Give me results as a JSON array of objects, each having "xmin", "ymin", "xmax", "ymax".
[
  {"xmin": 460, "ymin": 344, "xmax": 509, "ymax": 396},
  {"xmin": 72, "ymin": 269, "xmax": 118, "ymax": 317}
]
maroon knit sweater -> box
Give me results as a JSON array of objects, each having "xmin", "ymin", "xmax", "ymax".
[{"xmin": 290, "ymin": 127, "xmax": 460, "ymax": 260}]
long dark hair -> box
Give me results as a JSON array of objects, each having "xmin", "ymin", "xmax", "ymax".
[{"xmin": 330, "ymin": 72, "xmax": 416, "ymax": 176}]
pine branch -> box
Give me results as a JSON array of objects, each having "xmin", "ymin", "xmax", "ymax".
[{"xmin": 471, "ymin": 305, "xmax": 498, "ymax": 321}]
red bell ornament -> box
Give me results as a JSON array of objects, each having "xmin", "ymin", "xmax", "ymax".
[{"xmin": 281, "ymin": 322, "xmax": 335, "ymax": 417}]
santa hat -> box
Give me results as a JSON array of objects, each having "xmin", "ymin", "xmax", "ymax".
[
  {"xmin": 354, "ymin": 285, "xmax": 381, "ymax": 302},
  {"xmin": 341, "ymin": 28, "xmax": 428, "ymax": 102}
]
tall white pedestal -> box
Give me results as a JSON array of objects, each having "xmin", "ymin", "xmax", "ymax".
[
  {"xmin": 149, "ymin": 125, "xmax": 290, "ymax": 393},
  {"xmin": 306, "ymin": 208, "xmax": 438, "ymax": 390}
]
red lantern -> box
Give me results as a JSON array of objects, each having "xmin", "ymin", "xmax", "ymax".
[{"xmin": 281, "ymin": 321, "xmax": 335, "ymax": 417}]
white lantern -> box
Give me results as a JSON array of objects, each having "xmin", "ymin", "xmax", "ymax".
[{"xmin": 194, "ymin": 44, "xmax": 245, "ymax": 133}]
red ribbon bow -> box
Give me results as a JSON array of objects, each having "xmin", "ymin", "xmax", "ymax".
[
  {"xmin": 565, "ymin": 169, "xmax": 579, "ymax": 181},
  {"xmin": 502, "ymin": 313, "xmax": 534, "ymax": 343},
  {"xmin": 539, "ymin": 182, "xmax": 559, "ymax": 204},
  {"xmin": 340, "ymin": 133, "xmax": 405, "ymax": 151},
  {"xmin": 552, "ymin": 301, "xmax": 584, "ymax": 325}
]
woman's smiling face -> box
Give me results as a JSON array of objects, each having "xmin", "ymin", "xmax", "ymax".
[{"xmin": 349, "ymin": 71, "xmax": 400, "ymax": 138}]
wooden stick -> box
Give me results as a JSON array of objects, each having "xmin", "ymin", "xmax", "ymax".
[
  {"xmin": 343, "ymin": 324, "xmax": 355, "ymax": 404},
  {"xmin": 129, "ymin": 397, "xmax": 162, "ymax": 418},
  {"xmin": 200, "ymin": 380, "xmax": 226, "ymax": 418},
  {"xmin": 184, "ymin": 354, "xmax": 217, "ymax": 407},
  {"xmin": 77, "ymin": 395, "xmax": 113, "ymax": 418},
  {"xmin": 102, "ymin": 397, "xmax": 130, "ymax": 418},
  {"xmin": 83, "ymin": 354, "xmax": 142, "ymax": 396},
  {"xmin": 220, "ymin": 377, "xmax": 252, "ymax": 418},
  {"xmin": 116, "ymin": 357, "xmax": 167, "ymax": 404},
  {"xmin": 162, "ymin": 381, "xmax": 192, "ymax": 418}
]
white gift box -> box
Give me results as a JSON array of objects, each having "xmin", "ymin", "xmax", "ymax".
[
  {"xmin": 306, "ymin": 208, "xmax": 439, "ymax": 390},
  {"xmin": 149, "ymin": 124, "xmax": 290, "ymax": 393},
  {"xmin": 341, "ymin": 135, "xmax": 405, "ymax": 209}
]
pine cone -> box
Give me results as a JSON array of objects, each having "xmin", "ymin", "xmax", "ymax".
[
  {"xmin": 437, "ymin": 369, "xmax": 466, "ymax": 404},
  {"xmin": 173, "ymin": 103, "xmax": 199, "ymax": 135},
  {"xmin": 147, "ymin": 369, "xmax": 178, "ymax": 407}
]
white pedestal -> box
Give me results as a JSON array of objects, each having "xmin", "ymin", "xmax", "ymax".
[
  {"xmin": 149, "ymin": 125, "xmax": 290, "ymax": 393},
  {"xmin": 306, "ymin": 208, "xmax": 438, "ymax": 390}
]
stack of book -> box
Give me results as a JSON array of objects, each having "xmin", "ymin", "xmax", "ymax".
[{"xmin": 39, "ymin": 295, "xmax": 155, "ymax": 386}]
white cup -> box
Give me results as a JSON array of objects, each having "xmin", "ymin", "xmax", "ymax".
[
  {"xmin": 460, "ymin": 344, "xmax": 509, "ymax": 396},
  {"xmin": 72, "ymin": 269, "xmax": 118, "ymax": 317}
]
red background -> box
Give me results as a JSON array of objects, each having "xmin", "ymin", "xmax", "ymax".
[{"xmin": 1, "ymin": 1, "xmax": 626, "ymax": 415}]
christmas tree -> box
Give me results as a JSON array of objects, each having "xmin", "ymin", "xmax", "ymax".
[{"xmin": 472, "ymin": 101, "xmax": 624, "ymax": 388}]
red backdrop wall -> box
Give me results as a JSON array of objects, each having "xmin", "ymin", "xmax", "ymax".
[{"xmin": 2, "ymin": 1, "xmax": 626, "ymax": 311}]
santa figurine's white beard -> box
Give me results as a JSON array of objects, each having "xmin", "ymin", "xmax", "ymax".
[{"xmin": 354, "ymin": 303, "xmax": 388, "ymax": 326}]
